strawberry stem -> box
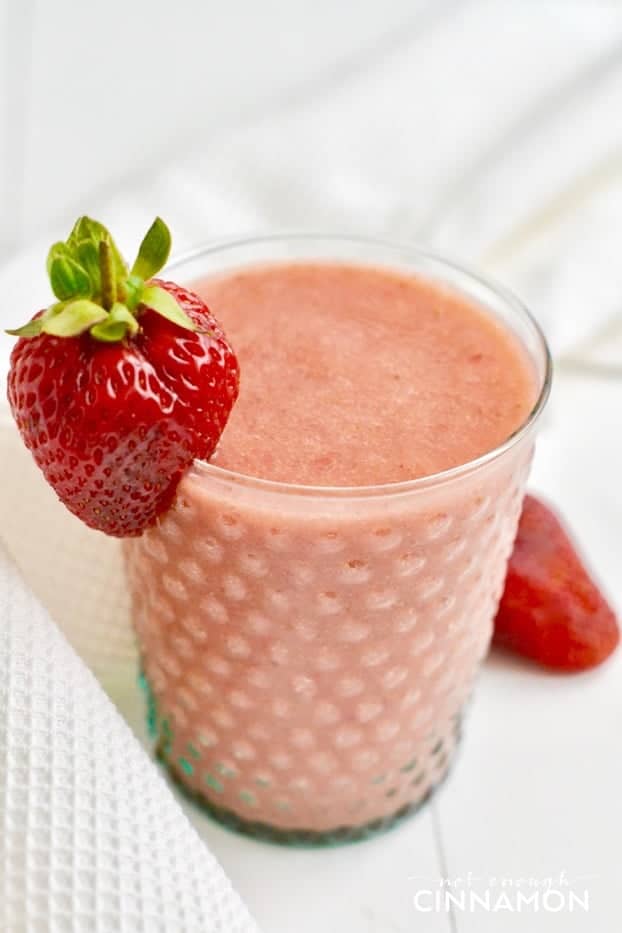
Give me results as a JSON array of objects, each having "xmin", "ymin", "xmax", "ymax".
[
  {"xmin": 5, "ymin": 215, "xmax": 198, "ymax": 342},
  {"xmin": 99, "ymin": 240, "xmax": 115, "ymax": 311}
]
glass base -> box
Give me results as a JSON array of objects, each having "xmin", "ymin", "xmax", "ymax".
[
  {"xmin": 160, "ymin": 748, "xmax": 456, "ymax": 847},
  {"xmin": 139, "ymin": 667, "xmax": 461, "ymax": 846}
]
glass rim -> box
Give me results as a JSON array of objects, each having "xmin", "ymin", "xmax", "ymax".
[{"xmin": 166, "ymin": 232, "xmax": 552, "ymax": 500}]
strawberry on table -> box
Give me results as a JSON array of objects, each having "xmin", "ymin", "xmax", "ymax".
[
  {"xmin": 6, "ymin": 217, "xmax": 239, "ymax": 537},
  {"xmin": 494, "ymin": 494, "xmax": 619, "ymax": 672}
]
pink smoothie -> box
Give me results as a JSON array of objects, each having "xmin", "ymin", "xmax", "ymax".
[
  {"xmin": 206, "ymin": 263, "xmax": 534, "ymax": 485},
  {"xmin": 127, "ymin": 260, "xmax": 539, "ymax": 838}
]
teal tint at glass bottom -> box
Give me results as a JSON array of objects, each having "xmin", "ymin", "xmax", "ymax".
[
  {"xmin": 138, "ymin": 666, "xmax": 463, "ymax": 847},
  {"xmin": 160, "ymin": 754, "xmax": 453, "ymax": 848},
  {"xmin": 178, "ymin": 758, "xmax": 194, "ymax": 776},
  {"xmin": 138, "ymin": 668, "xmax": 158, "ymax": 740}
]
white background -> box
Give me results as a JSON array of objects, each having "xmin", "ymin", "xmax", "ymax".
[{"xmin": 1, "ymin": 2, "xmax": 621, "ymax": 931}]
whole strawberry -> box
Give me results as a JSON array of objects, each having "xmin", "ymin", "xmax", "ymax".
[
  {"xmin": 7, "ymin": 217, "xmax": 239, "ymax": 536},
  {"xmin": 494, "ymin": 494, "xmax": 619, "ymax": 671}
]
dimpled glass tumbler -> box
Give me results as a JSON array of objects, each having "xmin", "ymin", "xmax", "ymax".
[{"xmin": 125, "ymin": 236, "xmax": 551, "ymax": 844}]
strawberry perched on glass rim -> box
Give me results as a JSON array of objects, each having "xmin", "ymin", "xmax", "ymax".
[{"xmin": 6, "ymin": 216, "xmax": 239, "ymax": 537}]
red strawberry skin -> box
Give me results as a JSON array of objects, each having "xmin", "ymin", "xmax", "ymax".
[
  {"xmin": 7, "ymin": 280, "xmax": 239, "ymax": 537},
  {"xmin": 493, "ymin": 494, "xmax": 619, "ymax": 671}
]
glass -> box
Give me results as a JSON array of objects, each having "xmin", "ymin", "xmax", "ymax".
[{"xmin": 125, "ymin": 235, "xmax": 551, "ymax": 844}]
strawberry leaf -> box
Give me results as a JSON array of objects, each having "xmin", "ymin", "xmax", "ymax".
[
  {"xmin": 91, "ymin": 303, "xmax": 139, "ymax": 342},
  {"xmin": 6, "ymin": 317, "xmax": 46, "ymax": 338},
  {"xmin": 130, "ymin": 217, "xmax": 171, "ymax": 281},
  {"xmin": 48, "ymin": 255, "xmax": 92, "ymax": 301},
  {"xmin": 141, "ymin": 284, "xmax": 197, "ymax": 332},
  {"xmin": 68, "ymin": 216, "xmax": 127, "ymax": 281},
  {"xmin": 68, "ymin": 216, "xmax": 108, "ymax": 244},
  {"xmin": 40, "ymin": 300, "xmax": 107, "ymax": 337},
  {"xmin": 46, "ymin": 242, "xmax": 71, "ymax": 275},
  {"xmin": 73, "ymin": 239, "xmax": 103, "ymax": 294},
  {"xmin": 124, "ymin": 274, "xmax": 143, "ymax": 311},
  {"xmin": 6, "ymin": 303, "xmax": 65, "ymax": 337}
]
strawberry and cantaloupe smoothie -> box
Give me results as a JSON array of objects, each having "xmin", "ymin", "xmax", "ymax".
[{"xmin": 127, "ymin": 250, "xmax": 543, "ymax": 840}]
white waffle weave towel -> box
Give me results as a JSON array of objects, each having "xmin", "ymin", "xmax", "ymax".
[{"xmin": 0, "ymin": 520, "xmax": 259, "ymax": 932}]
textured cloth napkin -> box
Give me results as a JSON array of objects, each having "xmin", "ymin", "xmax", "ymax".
[{"xmin": 0, "ymin": 527, "xmax": 259, "ymax": 933}]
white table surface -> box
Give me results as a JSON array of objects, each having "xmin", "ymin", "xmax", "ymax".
[{"xmin": 1, "ymin": 2, "xmax": 621, "ymax": 931}]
